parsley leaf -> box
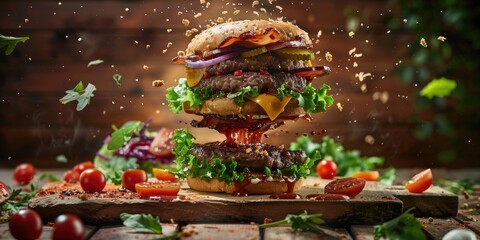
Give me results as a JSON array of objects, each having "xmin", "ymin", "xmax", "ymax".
[
  {"xmin": 87, "ymin": 59, "xmax": 104, "ymax": 67},
  {"xmin": 420, "ymin": 77, "xmax": 456, "ymax": 99},
  {"xmin": 113, "ymin": 73, "xmax": 122, "ymax": 87},
  {"xmin": 380, "ymin": 166, "xmax": 396, "ymax": 185},
  {"xmin": 437, "ymin": 178, "xmax": 475, "ymax": 195},
  {"xmin": 260, "ymin": 211, "xmax": 325, "ymax": 233},
  {"xmin": 373, "ymin": 208, "xmax": 426, "ymax": 240},
  {"xmin": 0, "ymin": 34, "xmax": 29, "ymax": 55},
  {"xmin": 107, "ymin": 121, "xmax": 142, "ymax": 150},
  {"xmin": 59, "ymin": 81, "xmax": 96, "ymax": 111},
  {"xmin": 120, "ymin": 213, "xmax": 163, "ymax": 234}
]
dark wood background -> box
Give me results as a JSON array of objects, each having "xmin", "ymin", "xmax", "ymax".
[{"xmin": 0, "ymin": 0, "xmax": 478, "ymax": 169}]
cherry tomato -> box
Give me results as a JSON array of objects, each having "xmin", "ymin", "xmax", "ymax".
[
  {"xmin": 73, "ymin": 161, "xmax": 94, "ymax": 174},
  {"xmin": 149, "ymin": 128, "xmax": 174, "ymax": 158},
  {"xmin": 13, "ymin": 163, "xmax": 36, "ymax": 185},
  {"xmin": 405, "ymin": 168, "xmax": 432, "ymax": 193},
  {"xmin": 0, "ymin": 181, "xmax": 10, "ymax": 204},
  {"xmin": 152, "ymin": 168, "xmax": 176, "ymax": 182},
  {"xmin": 351, "ymin": 171, "xmax": 380, "ymax": 181},
  {"xmin": 52, "ymin": 214, "xmax": 85, "ymax": 240},
  {"xmin": 80, "ymin": 169, "xmax": 106, "ymax": 193},
  {"xmin": 324, "ymin": 177, "xmax": 366, "ymax": 198},
  {"xmin": 63, "ymin": 170, "xmax": 80, "ymax": 183},
  {"xmin": 122, "ymin": 169, "xmax": 148, "ymax": 192},
  {"xmin": 135, "ymin": 181, "xmax": 181, "ymax": 197},
  {"xmin": 316, "ymin": 159, "xmax": 338, "ymax": 179},
  {"xmin": 9, "ymin": 209, "xmax": 43, "ymax": 240}
]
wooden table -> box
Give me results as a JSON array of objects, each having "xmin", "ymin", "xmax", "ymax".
[{"xmin": 0, "ymin": 169, "xmax": 479, "ymax": 239}]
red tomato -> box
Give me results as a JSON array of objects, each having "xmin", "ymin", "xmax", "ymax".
[
  {"xmin": 80, "ymin": 169, "xmax": 106, "ymax": 193},
  {"xmin": 0, "ymin": 181, "xmax": 10, "ymax": 204},
  {"xmin": 52, "ymin": 214, "xmax": 85, "ymax": 240},
  {"xmin": 324, "ymin": 177, "xmax": 366, "ymax": 197},
  {"xmin": 351, "ymin": 171, "xmax": 380, "ymax": 181},
  {"xmin": 13, "ymin": 163, "xmax": 36, "ymax": 185},
  {"xmin": 135, "ymin": 181, "xmax": 181, "ymax": 197},
  {"xmin": 315, "ymin": 159, "xmax": 338, "ymax": 179},
  {"xmin": 405, "ymin": 168, "xmax": 432, "ymax": 193},
  {"xmin": 149, "ymin": 128, "xmax": 174, "ymax": 158},
  {"xmin": 63, "ymin": 170, "xmax": 80, "ymax": 183},
  {"xmin": 152, "ymin": 168, "xmax": 176, "ymax": 182},
  {"xmin": 73, "ymin": 161, "xmax": 94, "ymax": 174},
  {"xmin": 122, "ymin": 169, "xmax": 148, "ymax": 192},
  {"xmin": 9, "ymin": 209, "xmax": 43, "ymax": 240}
]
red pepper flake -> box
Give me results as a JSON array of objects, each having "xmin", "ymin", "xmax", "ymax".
[
  {"xmin": 234, "ymin": 70, "xmax": 243, "ymax": 76},
  {"xmin": 215, "ymin": 71, "xmax": 222, "ymax": 76},
  {"xmin": 203, "ymin": 71, "xmax": 211, "ymax": 78},
  {"xmin": 263, "ymin": 217, "xmax": 273, "ymax": 224},
  {"xmin": 259, "ymin": 69, "xmax": 269, "ymax": 75}
]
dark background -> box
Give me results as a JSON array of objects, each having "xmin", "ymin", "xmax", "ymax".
[{"xmin": 0, "ymin": 0, "xmax": 478, "ymax": 169}]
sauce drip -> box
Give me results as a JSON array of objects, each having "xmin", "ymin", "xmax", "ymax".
[{"xmin": 269, "ymin": 193, "xmax": 302, "ymax": 199}]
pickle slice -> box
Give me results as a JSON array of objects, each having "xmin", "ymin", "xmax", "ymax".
[
  {"xmin": 274, "ymin": 48, "xmax": 314, "ymax": 60},
  {"xmin": 186, "ymin": 67, "xmax": 205, "ymax": 87},
  {"xmin": 240, "ymin": 46, "xmax": 267, "ymax": 58}
]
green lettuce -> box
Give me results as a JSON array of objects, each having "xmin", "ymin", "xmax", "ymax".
[{"xmin": 166, "ymin": 78, "xmax": 333, "ymax": 114}]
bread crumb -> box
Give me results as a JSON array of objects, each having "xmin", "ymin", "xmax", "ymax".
[
  {"xmin": 166, "ymin": 42, "xmax": 173, "ymax": 48},
  {"xmin": 216, "ymin": 17, "xmax": 224, "ymax": 23},
  {"xmin": 143, "ymin": 65, "xmax": 149, "ymax": 70},
  {"xmin": 185, "ymin": 30, "xmax": 192, "ymax": 37},
  {"xmin": 353, "ymin": 62, "xmax": 358, "ymax": 67},
  {"xmin": 355, "ymin": 72, "xmax": 371, "ymax": 82},
  {"xmin": 348, "ymin": 31, "xmax": 355, "ymax": 38},
  {"xmin": 325, "ymin": 52, "xmax": 333, "ymax": 62},
  {"xmin": 361, "ymin": 83, "xmax": 367, "ymax": 93},
  {"xmin": 194, "ymin": 13, "xmax": 202, "ymax": 18},
  {"xmin": 177, "ymin": 50, "xmax": 186, "ymax": 57},
  {"xmin": 336, "ymin": 102, "xmax": 343, "ymax": 111},
  {"xmin": 253, "ymin": 11, "xmax": 259, "ymax": 17},
  {"xmin": 166, "ymin": 29, "xmax": 172, "ymax": 33},
  {"xmin": 177, "ymin": 11, "xmax": 183, "ymax": 15},
  {"xmin": 317, "ymin": 30, "xmax": 322, "ymax": 38},
  {"xmin": 420, "ymin": 38, "xmax": 427, "ymax": 48},
  {"xmin": 221, "ymin": 11, "xmax": 228, "ymax": 15},
  {"xmin": 200, "ymin": 0, "xmax": 206, "ymax": 4},
  {"xmin": 275, "ymin": 5, "xmax": 283, "ymax": 12},
  {"xmin": 365, "ymin": 135, "xmax": 375, "ymax": 144},
  {"xmin": 182, "ymin": 19, "xmax": 190, "ymax": 26},
  {"xmin": 252, "ymin": 0, "xmax": 259, "ymax": 8},
  {"xmin": 348, "ymin": 48, "xmax": 356, "ymax": 56},
  {"xmin": 246, "ymin": 148, "xmax": 252, "ymax": 153},
  {"xmin": 205, "ymin": 2, "xmax": 210, "ymax": 8},
  {"xmin": 437, "ymin": 36, "xmax": 446, "ymax": 42},
  {"xmin": 233, "ymin": 10, "xmax": 240, "ymax": 15}
]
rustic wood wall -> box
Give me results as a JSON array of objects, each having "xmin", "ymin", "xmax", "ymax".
[{"xmin": 0, "ymin": 0, "xmax": 478, "ymax": 169}]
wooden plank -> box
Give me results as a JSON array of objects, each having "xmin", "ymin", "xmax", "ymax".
[
  {"xmin": 0, "ymin": 223, "xmax": 96, "ymax": 240},
  {"xmin": 28, "ymin": 178, "xmax": 403, "ymax": 226},
  {"xmin": 349, "ymin": 225, "xmax": 374, "ymax": 240},
  {"xmin": 418, "ymin": 218, "xmax": 480, "ymax": 240},
  {"xmin": 366, "ymin": 182, "xmax": 458, "ymax": 217},
  {"xmin": 263, "ymin": 226, "xmax": 352, "ymax": 240},
  {"xmin": 179, "ymin": 224, "xmax": 260, "ymax": 240},
  {"xmin": 91, "ymin": 225, "xmax": 177, "ymax": 240}
]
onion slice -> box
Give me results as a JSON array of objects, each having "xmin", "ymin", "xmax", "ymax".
[{"xmin": 185, "ymin": 51, "xmax": 241, "ymax": 68}]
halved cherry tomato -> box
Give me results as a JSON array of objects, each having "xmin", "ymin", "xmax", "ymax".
[
  {"xmin": 73, "ymin": 161, "xmax": 94, "ymax": 175},
  {"xmin": 316, "ymin": 159, "xmax": 337, "ymax": 179},
  {"xmin": 63, "ymin": 170, "xmax": 80, "ymax": 183},
  {"xmin": 13, "ymin": 163, "xmax": 36, "ymax": 185},
  {"xmin": 149, "ymin": 128, "xmax": 174, "ymax": 158},
  {"xmin": 0, "ymin": 181, "xmax": 10, "ymax": 204},
  {"xmin": 351, "ymin": 171, "xmax": 380, "ymax": 181},
  {"xmin": 80, "ymin": 169, "xmax": 106, "ymax": 193},
  {"xmin": 324, "ymin": 177, "xmax": 366, "ymax": 197},
  {"xmin": 152, "ymin": 168, "xmax": 176, "ymax": 182},
  {"xmin": 135, "ymin": 181, "xmax": 181, "ymax": 197},
  {"xmin": 122, "ymin": 169, "xmax": 148, "ymax": 192},
  {"xmin": 9, "ymin": 209, "xmax": 43, "ymax": 240},
  {"xmin": 52, "ymin": 214, "xmax": 85, "ymax": 240},
  {"xmin": 405, "ymin": 168, "xmax": 432, "ymax": 193}
]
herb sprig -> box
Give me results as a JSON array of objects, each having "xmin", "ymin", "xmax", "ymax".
[
  {"xmin": 59, "ymin": 81, "xmax": 96, "ymax": 111},
  {"xmin": 373, "ymin": 208, "xmax": 426, "ymax": 240},
  {"xmin": 260, "ymin": 211, "xmax": 325, "ymax": 233},
  {"xmin": 0, "ymin": 34, "xmax": 29, "ymax": 55}
]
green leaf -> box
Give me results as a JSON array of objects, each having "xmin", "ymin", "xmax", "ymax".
[
  {"xmin": 373, "ymin": 208, "xmax": 426, "ymax": 240},
  {"xmin": 56, "ymin": 154, "xmax": 68, "ymax": 163},
  {"xmin": 120, "ymin": 213, "xmax": 163, "ymax": 234},
  {"xmin": 59, "ymin": 81, "xmax": 96, "ymax": 111},
  {"xmin": 437, "ymin": 178, "xmax": 475, "ymax": 195},
  {"xmin": 113, "ymin": 73, "xmax": 122, "ymax": 87},
  {"xmin": 260, "ymin": 211, "xmax": 325, "ymax": 233},
  {"xmin": 107, "ymin": 121, "xmax": 142, "ymax": 150},
  {"xmin": 380, "ymin": 167, "xmax": 396, "ymax": 185},
  {"xmin": 0, "ymin": 34, "xmax": 29, "ymax": 55},
  {"xmin": 420, "ymin": 77, "xmax": 456, "ymax": 99},
  {"xmin": 87, "ymin": 59, "xmax": 104, "ymax": 67}
]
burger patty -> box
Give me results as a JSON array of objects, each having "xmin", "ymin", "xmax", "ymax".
[
  {"xmin": 195, "ymin": 72, "xmax": 306, "ymax": 94},
  {"xmin": 206, "ymin": 54, "xmax": 310, "ymax": 74},
  {"xmin": 190, "ymin": 142, "xmax": 307, "ymax": 171}
]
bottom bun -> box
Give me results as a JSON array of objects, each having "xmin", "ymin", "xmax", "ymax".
[{"xmin": 186, "ymin": 176, "xmax": 304, "ymax": 194}]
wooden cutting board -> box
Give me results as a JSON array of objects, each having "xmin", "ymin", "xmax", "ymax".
[{"xmin": 28, "ymin": 177, "xmax": 457, "ymax": 226}]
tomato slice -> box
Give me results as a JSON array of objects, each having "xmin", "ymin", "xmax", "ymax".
[
  {"xmin": 0, "ymin": 181, "xmax": 10, "ymax": 204},
  {"xmin": 324, "ymin": 177, "xmax": 366, "ymax": 198},
  {"xmin": 405, "ymin": 168, "xmax": 432, "ymax": 193},
  {"xmin": 152, "ymin": 168, "xmax": 177, "ymax": 182},
  {"xmin": 135, "ymin": 181, "xmax": 181, "ymax": 197},
  {"xmin": 351, "ymin": 171, "xmax": 380, "ymax": 181},
  {"xmin": 290, "ymin": 66, "xmax": 330, "ymax": 79},
  {"xmin": 149, "ymin": 128, "xmax": 174, "ymax": 158}
]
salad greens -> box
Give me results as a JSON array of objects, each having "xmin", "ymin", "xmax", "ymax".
[
  {"xmin": 107, "ymin": 121, "xmax": 142, "ymax": 150},
  {"xmin": 121, "ymin": 213, "xmax": 163, "ymax": 234},
  {"xmin": 260, "ymin": 211, "xmax": 325, "ymax": 233},
  {"xmin": 420, "ymin": 77, "xmax": 456, "ymax": 99},
  {"xmin": 113, "ymin": 73, "xmax": 122, "ymax": 87},
  {"xmin": 59, "ymin": 81, "xmax": 96, "ymax": 111},
  {"xmin": 437, "ymin": 178, "xmax": 476, "ymax": 195},
  {"xmin": 373, "ymin": 208, "xmax": 426, "ymax": 240},
  {"xmin": 166, "ymin": 78, "xmax": 333, "ymax": 114},
  {"xmin": 0, "ymin": 34, "xmax": 29, "ymax": 55}
]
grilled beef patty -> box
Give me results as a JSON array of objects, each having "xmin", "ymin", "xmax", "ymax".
[
  {"xmin": 190, "ymin": 142, "xmax": 306, "ymax": 171},
  {"xmin": 206, "ymin": 54, "xmax": 310, "ymax": 74}
]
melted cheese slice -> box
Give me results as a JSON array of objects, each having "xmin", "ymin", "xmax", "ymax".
[{"xmin": 246, "ymin": 94, "xmax": 292, "ymax": 120}]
